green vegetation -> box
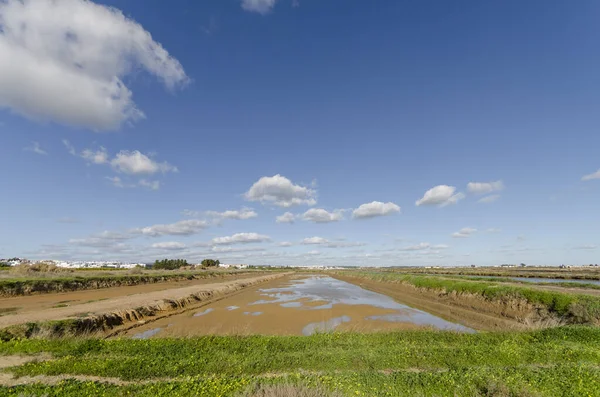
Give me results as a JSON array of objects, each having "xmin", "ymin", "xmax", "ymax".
[
  {"xmin": 153, "ymin": 258, "xmax": 189, "ymax": 270},
  {"xmin": 201, "ymin": 259, "xmax": 221, "ymax": 267},
  {"xmin": 1, "ymin": 327, "xmax": 599, "ymax": 396},
  {"xmin": 0, "ymin": 261, "xmax": 9, "ymax": 268},
  {"xmin": 336, "ymin": 271, "xmax": 600, "ymax": 324}
]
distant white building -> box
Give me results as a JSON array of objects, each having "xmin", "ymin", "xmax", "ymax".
[{"xmin": 218, "ymin": 264, "xmax": 248, "ymax": 269}]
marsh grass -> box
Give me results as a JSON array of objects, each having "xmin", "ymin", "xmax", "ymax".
[
  {"xmin": 1, "ymin": 327, "xmax": 599, "ymax": 396},
  {"xmin": 336, "ymin": 271, "xmax": 600, "ymax": 324}
]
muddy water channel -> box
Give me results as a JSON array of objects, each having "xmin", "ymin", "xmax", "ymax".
[{"xmin": 127, "ymin": 275, "xmax": 473, "ymax": 339}]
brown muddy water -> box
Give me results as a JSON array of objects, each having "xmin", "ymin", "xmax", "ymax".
[{"xmin": 126, "ymin": 275, "xmax": 473, "ymax": 339}]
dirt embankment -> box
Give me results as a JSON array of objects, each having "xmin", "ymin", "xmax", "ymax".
[
  {"xmin": 0, "ymin": 272, "xmax": 265, "ymax": 316},
  {"xmin": 0, "ymin": 271, "xmax": 262, "ymax": 297},
  {"xmin": 0, "ymin": 273, "xmax": 289, "ymax": 340},
  {"xmin": 332, "ymin": 274, "xmax": 559, "ymax": 331}
]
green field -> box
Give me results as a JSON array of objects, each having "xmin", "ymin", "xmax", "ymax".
[{"xmin": 1, "ymin": 327, "xmax": 600, "ymax": 396}]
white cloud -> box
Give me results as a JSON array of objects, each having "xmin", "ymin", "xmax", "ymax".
[
  {"xmin": 24, "ymin": 141, "xmax": 47, "ymax": 155},
  {"xmin": 138, "ymin": 179, "xmax": 160, "ymax": 191},
  {"xmin": 0, "ymin": 0, "xmax": 188, "ymax": 131},
  {"xmin": 276, "ymin": 212, "xmax": 296, "ymax": 224},
  {"xmin": 325, "ymin": 241, "xmax": 366, "ymax": 248},
  {"xmin": 241, "ymin": 0, "xmax": 277, "ymax": 14},
  {"xmin": 306, "ymin": 250, "xmax": 321, "ymax": 255},
  {"xmin": 244, "ymin": 174, "xmax": 316, "ymax": 208},
  {"xmin": 66, "ymin": 141, "xmax": 175, "ymax": 189},
  {"xmin": 301, "ymin": 208, "xmax": 344, "ymax": 223},
  {"xmin": 452, "ymin": 227, "xmax": 477, "ymax": 238},
  {"xmin": 151, "ymin": 241, "xmax": 186, "ymax": 250},
  {"xmin": 210, "ymin": 246, "xmax": 266, "ymax": 253},
  {"xmin": 81, "ymin": 147, "xmax": 108, "ymax": 164},
  {"xmin": 69, "ymin": 230, "xmax": 131, "ymax": 247},
  {"xmin": 467, "ymin": 180, "xmax": 504, "ymax": 195},
  {"xmin": 278, "ymin": 241, "xmax": 293, "ymax": 247},
  {"xmin": 111, "ymin": 150, "xmax": 177, "ymax": 175},
  {"xmin": 133, "ymin": 219, "xmax": 208, "ymax": 237},
  {"xmin": 415, "ymin": 185, "xmax": 465, "ymax": 207},
  {"xmin": 205, "ymin": 208, "xmax": 258, "ymax": 220},
  {"xmin": 352, "ymin": 201, "xmax": 400, "ymax": 219},
  {"xmin": 573, "ymin": 244, "xmax": 597, "ymax": 250},
  {"xmin": 62, "ymin": 139, "xmax": 77, "ymax": 155},
  {"xmin": 399, "ymin": 242, "xmax": 448, "ymax": 251},
  {"xmin": 211, "ymin": 232, "xmax": 270, "ymax": 245},
  {"xmin": 298, "ymin": 236, "xmax": 363, "ymax": 248},
  {"xmin": 105, "ymin": 176, "xmax": 125, "ymax": 188},
  {"xmin": 582, "ymin": 170, "xmax": 600, "ymax": 181},
  {"xmin": 301, "ymin": 236, "xmax": 328, "ymax": 245},
  {"xmin": 478, "ymin": 194, "xmax": 500, "ymax": 203}
]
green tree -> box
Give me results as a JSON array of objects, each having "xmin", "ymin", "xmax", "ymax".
[
  {"xmin": 153, "ymin": 258, "xmax": 189, "ymax": 270},
  {"xmin": 201, "ymin": 259, "xmax": 220, "ymax": 267}
]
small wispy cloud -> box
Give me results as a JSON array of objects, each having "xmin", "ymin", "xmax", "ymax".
[
  {"xmin": 581, "ymin": 169, "xmax": 600, "ymax": 181},
  {"xmin": 201, "ymin": 15, "xmax": 219, "ymax": 35},
  {"xmin": 24, "ymin": 141, "xmax": 47, "ymax": 155},
  {"xmin": 478, "ymin": 194, "xmax": 500, "ymax": 204},
  {"xmin": 452, "ymin": 227, "xmax": 477, "ymax": 238},
  {"xmin": 573, "ymin": 244, "xmax": 597, "ymax": 250}
]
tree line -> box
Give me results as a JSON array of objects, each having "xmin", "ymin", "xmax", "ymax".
[{"xmin": 153, "ymin": 258, "xmax": 220, "ymax": 270}]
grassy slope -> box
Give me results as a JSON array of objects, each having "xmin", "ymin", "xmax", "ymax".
[
  {"xmin": 336, "ymin": 271, "xmax": 600, "ymax": 324},
  {"xmin": 1, "ymin": 327, "xmax": 600, "ymax": 396}
]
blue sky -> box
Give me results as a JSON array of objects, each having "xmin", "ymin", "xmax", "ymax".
[{"xmin": 1, "ymin": 0, "xmax": 599, "ymax": 266}]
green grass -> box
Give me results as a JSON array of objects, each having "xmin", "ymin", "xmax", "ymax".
[
  {"xmin": 1, "ymin": 327, "xmax": 599, "ymax": 396},
  {"xmin": 337, "ymin": 271, "xmax": 600, "ymax": 324}
]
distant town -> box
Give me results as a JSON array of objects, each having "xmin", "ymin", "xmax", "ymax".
[{"xmin": 1, "ymin": 257, "xmax": 597, "ymax": 270}]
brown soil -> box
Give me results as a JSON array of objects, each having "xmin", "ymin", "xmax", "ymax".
[
  {"xmin": 123, "ymin": 275, "xmax": 463, "ymax": 338},
  {"xmin": 0, "ymin": 354, "xmax": 51, "ymax": 370},
  {"xmin": 0, "ymin": 273, "xmax": 286, "ymax": 330},
  {"xmin": 0, "ymin": 273, "xmax": 262, "ymax": 318},
  {"xmin": 332, "ymin": 275, "xmax": 542, "ymax": 331}
]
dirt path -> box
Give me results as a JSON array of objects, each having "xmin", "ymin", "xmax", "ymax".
[
  {"xmin": 0, "ymin": 273, "xmax": 262, "ymax": 316},
  {"xmin": 0, "ymin": 273, "xmax": 287, "ymax": 329}
]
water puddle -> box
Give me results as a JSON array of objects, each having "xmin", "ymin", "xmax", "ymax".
[
  {"xmin": 303, "ymin": 315, "xmax": 351, "ymax": 336},
  {"xmin": 464, "ymin": 275, "xmax": 600, "ymax": 286},
  {"xmin": 194, "ymin": 308, "xmax": 214, "ymax": 317},
  {"xmin": 251, "ymin": 276, "xmax": 473, "ymax": 332},
  {"xmin": 280, "ymin": 302, "xmax": 303, "ymax": 308},
  {"xmin": 126, "ymin": 275, "xmax": 473, "ymax": 338},
  {"xmin": 132, "ymin": 327, "xmax": 162, "ymax": 339},
  {"xmin": 511, "ymin": 277, "xmax": 600, "ymax": 286}
]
